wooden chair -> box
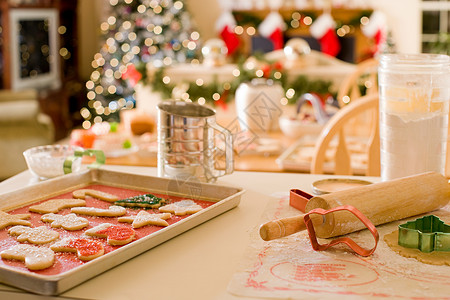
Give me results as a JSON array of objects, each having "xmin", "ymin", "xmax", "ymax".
[
  {"xmin": 337, "ymin": 58, "xmax": 379, "ymax": 108},
  {"xmin": 310, "ymin": 93, "xmax": 380, "ymax": 176}
]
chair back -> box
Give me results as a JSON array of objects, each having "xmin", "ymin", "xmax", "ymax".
[
  {"xmin": 337, "ymin": 58, "xmax": 378, "ymax": 108},
  {"xmin": 310, "ymin": 93, "xmax": 380, "ymax": 176}
]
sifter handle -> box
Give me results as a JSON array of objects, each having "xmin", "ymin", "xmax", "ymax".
[
  {"xmin": 259, "ymin": 215, "xmax": 308, "ymax": 241},
  {"xmin": 208, "ymin": 120, "xmax": 234, "ymax": 177}
]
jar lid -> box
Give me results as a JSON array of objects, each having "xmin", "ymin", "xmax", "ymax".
[
  {"xmin": 379, "ymin": 53, "xmax": 450, "ymax": 74},
  {"xmin": 312, "ymin": 178, "xmax": 372, "ymax": 195}
]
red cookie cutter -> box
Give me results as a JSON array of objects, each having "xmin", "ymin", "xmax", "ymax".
[{"xmin": 303, "ymin": 205, "xmax": 379, "ymax": 257}]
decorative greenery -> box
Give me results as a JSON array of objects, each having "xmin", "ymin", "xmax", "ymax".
[
  {"xmin": 148, "ymin": 53, "xmax": 333, "ymax": 107},
  {"xmin": 428, "ymin": 33, "xmax": 450, "ymax": 55},
  {"xmin": 233, "ymin": 10, "xmax": 371, "ymax": 32}
]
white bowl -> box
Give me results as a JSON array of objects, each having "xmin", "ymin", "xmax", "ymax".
[
  {"xmin": 23, "ymin": 145, "xmax": 84, "ymax": 180},
  {"xmin": 279, "ymin": 116, "xmax": 324, "ymax": 139}
]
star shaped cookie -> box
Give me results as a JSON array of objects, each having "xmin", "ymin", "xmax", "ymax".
[
  {"xmin": 118, "ymin": 211, "xmax": 171, "ymax": 228},
  {"xmin": 0, "ymin": 211, "xmax": 31, "ymax": 230},
  {"xmin": 159, "ymin": 200, "xmax": 203, "ymax": 216}
]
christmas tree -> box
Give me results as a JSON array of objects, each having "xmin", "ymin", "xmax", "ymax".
[{"xmin": 81, "ymin": 0, "xmax": 201, "ymax": 128}]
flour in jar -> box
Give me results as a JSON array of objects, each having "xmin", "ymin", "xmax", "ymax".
[{"xmin": 380, "ymin": 112, "xmax": 448, "ymax": 181}]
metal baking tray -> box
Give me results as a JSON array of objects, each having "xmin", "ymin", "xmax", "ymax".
[{"xmin": 0, "ymin": 168, "xmax": 244, "ymax": 295}]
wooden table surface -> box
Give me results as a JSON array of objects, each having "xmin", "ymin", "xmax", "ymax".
[
  {"xmin": 1, "ymin": 166, "xmax": 448, "ymax": 299},
  {"xmin": 82, "ymin": 129, "xmax": 450, "ymax": 177},
  {"xmin": 84, "ymin": 130, "xmax": 299, "ymax": 173}
]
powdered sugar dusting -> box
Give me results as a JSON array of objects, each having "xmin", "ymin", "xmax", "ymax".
[{"xmin": 228, "ymin": 196, "xmax": 450, "ymax": 299}]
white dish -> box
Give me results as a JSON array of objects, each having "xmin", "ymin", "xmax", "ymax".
[
  {"xmin": 279, "ymin": 116, "xmax": 323, "ymax": 139},
  {"xmin": 23, "ymin": 145, "xmax": 84, "ymax": 180}
]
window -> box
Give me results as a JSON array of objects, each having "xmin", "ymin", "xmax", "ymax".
[{"xmin": 421, "ymin": 0, "xmax": 450, "ymax": 54}]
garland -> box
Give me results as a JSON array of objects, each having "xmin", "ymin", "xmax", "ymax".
[
  {"xmin": 232, "ymin": 10, "xmax": 372, "ymax": 30},
  {"xmin": 149, "ymin": 55, "xmax": 334, "ymax": 107}
]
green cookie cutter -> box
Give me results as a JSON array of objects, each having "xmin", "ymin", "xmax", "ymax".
[
  {"xmin": 398, "ymin": 215, "xmax": 450, "ymax": 253},
  {"xmin": 63, "ymin": 149, "xmax": 106, "ymax": 174}
]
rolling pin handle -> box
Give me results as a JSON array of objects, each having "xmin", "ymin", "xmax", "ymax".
[{"xmin": 259, "ymin": 215, "xmax": 307, "ymax": 241}]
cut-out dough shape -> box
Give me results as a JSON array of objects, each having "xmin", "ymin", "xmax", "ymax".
[
  {"xmin": 41, "ymin": 213, "xmax": 89, "ymax": 231},
  {"xmin": 0, "ymin": 211, "xmax": 31, "ymax": 229},
  {"xmin": 71, "ymin": 205, "xmax": 126, "ymax": 217},
  {"xmin": 51, "ymin": 238, "xmax": 105, "ymax": 261},
  {"xmin": 118, "ymin": 211, "xmax": 171, "ymax": 228},
  {"xmin": 29, "ymin": 199, "xmax": 86, "ymax": 214},
  {"xmin": 72, "ymin": 189, "xmax": 119, "ymax": 203},
  {"xmin": 159, "ymin": 200, "xmax": 203, "ymax": 215},
  {"xmin": 384, "ymin": 230, "xmax": 450, "ymax": 266},
  {"xmin": 1, "ymin": 244, "xmax": 55, "ymax": 270},
  {"xmin": 8, "ymin": 225, "xmax": 59, "ymax": 244},
  {"xmin": 84, "ymin": 223, "xmax": 135, "ymax": 246}
]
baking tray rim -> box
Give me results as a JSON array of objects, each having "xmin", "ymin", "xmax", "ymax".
[{"xmin": 0, "ymin": 168, "xmax": 245, "ymax": 295}]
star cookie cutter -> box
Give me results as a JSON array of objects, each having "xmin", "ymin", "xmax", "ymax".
[{"xmin": 398, "ymin": 215, "xmax": 450, "ymax": 253}]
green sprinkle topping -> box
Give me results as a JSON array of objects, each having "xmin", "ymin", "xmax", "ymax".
[{"xmin": 115, "ymin": 194, "xmax": 165, "ymax": 208}]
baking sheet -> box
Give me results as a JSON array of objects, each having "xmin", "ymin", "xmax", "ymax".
[
  {"xmin": 276, "ymin": 135, "xmax": 368, "ymax": 175},
  {"xmin": 0, "ymin": 169, "xmax": 244, "ymax": 295}
]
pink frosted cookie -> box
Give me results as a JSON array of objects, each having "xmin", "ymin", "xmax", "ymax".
[
  {"xmin": 72, "ymin": 189, "xmax": 119, "ymax": 203},
  {"xmin": 71, "ymin": 205, "xmax": 126, "ymax": 217},
  {"xmin": 0, "ymin": 211, "xmax": 31, "ymax": 230},
  {"xmin": 29, "ymin": 199, "xmax": 86, "ymax": 214},
  {"xmin": 8, "ymin": 225, "xmax": 59, "ymax": 244},
  {"xmin": 51, "ymin": 238, "xmax": 105, "ymax": 261},
  {"xmin": 41, "ymin": 213, "xmax": 89, "ymax": 231},
  {"xmin": 159, "ymin": 200, "xmax": 203, "ymax": 216},
  {"xmin": 84, "ymin": 223, "xmax": 135, "ymax": 246},
  {"xmin": 1, "ymin": 244, "xmax": 55, "ymax": 270},
  {"xmin": 118, "ymin": 211, "xmax": 171, "ymax": 228}
]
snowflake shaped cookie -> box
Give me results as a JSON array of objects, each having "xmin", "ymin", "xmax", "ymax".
[
  {"xmin": 118, "ymin": 211, "xmax": 172, "ymax": 228},
  {"xmin": 159, "ymin": 200, "xmax": 203, "ymax": 216}
]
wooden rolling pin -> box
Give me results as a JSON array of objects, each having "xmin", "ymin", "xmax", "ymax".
[{"xmin": 260, "ymin": 172, "xmax": 450, "ymax": 241}]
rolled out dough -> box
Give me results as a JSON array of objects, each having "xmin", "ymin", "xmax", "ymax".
[{"xmin": 384, "ymin": 230, "xmax": 450, "ymax": 266}]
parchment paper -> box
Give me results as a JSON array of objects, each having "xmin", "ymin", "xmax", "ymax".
[{"xmin": 227, "ymin": 192, "xmax": 450, "ymax": 299}]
